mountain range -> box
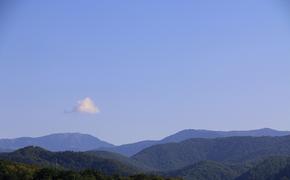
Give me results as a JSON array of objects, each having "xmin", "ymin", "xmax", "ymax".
[
  {"xmin": 0, "ymin": 128, "xmax": 290, "ymax": 156},
  {"xmin": 2, "ymin": 135, "xmax": 290, "ymax": 179},
  {"xmin": 132, "ymin": 135, "xmax": 290, "ymax": 171},
  {"xmin": 100, "ymin": 128, "xmax": 290, "ymax": 156}
]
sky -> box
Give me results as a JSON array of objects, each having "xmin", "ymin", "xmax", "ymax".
[{"xmin": 0, "ymin": 0, "xmax": 290, "ymax": 145}]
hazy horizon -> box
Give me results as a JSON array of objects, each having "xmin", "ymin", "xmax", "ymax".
[
  {"xmin": 0, "ymin": 127, "xmax": 289, "ymax": 146},
  {"xmin": 1, "ymin": 0, "xmax": 290, "ymax": 145}
]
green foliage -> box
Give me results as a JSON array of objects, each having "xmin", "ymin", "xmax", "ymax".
[
  {"xmin": 0, "ymin": 160, "xmax": 37, "ymax": 180},
  {"xmin": 3, "ymin": 137, "xmax": 290, "ymax": 180},
  {"xmin": 167, "ymin": 161, "xmax": 237, "ymax": 180},
  {"xmin": 0, "ymin": 146, "xmax": 149, "ymax": 175},
  {"xmin": 274, "ymin": 163, "xmax": 290, "ymax": 179},
  {"xmin": 0, "ymin": 160, "xmax": 179, "ymax": 180},
  {"xmin": 236, "ymin": 156, "xmax": 290, "ymax": 180},
  {"xmin": 133, "ymin": 136, "xmax": 290, "ymax": 171},
  {"xmin": 166, "ymin": 157, "xmax": 290, "ymax": 180}
]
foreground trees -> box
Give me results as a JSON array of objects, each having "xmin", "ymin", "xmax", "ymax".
[{"xmin": 0, "ymin": 160, "xmax": 181, "ymax": 180}]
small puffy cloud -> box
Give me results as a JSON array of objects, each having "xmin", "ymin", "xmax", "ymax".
[{"xmin": 74, "ymin": 97, "xmax": 100, "ymax": 114}]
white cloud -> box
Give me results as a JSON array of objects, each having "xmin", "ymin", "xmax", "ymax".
[{"xmin": 74, "ymin": 97, "xmax": 100, "ymax": 114}]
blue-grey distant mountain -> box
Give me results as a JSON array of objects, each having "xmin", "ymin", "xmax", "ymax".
[
  {"xmin": 0, "ymin": 133, "xmax": 114, "ymax": 152},
  {"xmin": 160, "ymin": 128, "xmax": 290, "ymax": 143},
  {"xmin": 100, "ymin": 128, "xmax": 290, "ymax": 156},
  {"xmin": 99, "ymin": 140, "xmax": 158, "ymax": 157},
  {"xmin": 1, "ymin": 128, "xmax": 289, "ymax": 155}
]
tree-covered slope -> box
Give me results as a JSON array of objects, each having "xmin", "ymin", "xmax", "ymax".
[
  {"xmin": 0, "ymin": 159, "xmax": 38, "ymax": 179},
  {"xmin": 133, "ymin": 136, "xmax": 290, "ymax": 171},
  {"xmin": 0, "ymin": 146, "xmax": 148, "ymax": 175},
  {"xmin": 167, "ymin": 161, "xmax": 237, "ymax": 180},
  {"xmin": 236, "ymin": 156, "xmax": 290, "ymax": 180},
  {"xmin": 167, "ymin": 156, "xmax": 290, "ymax": 180},
  {"xmin": 3, "ymin": 147, "xmax": 290, "ymax": 179},
  {"xmin": 0, "ymin": 159, "xmax": 180, "ymax": 180},
  {"xmin": 86, "ymin": 150, "xmax": 154, "ymax": 171}
]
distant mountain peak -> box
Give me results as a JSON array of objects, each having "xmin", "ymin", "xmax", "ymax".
[
  {"xmin": 256, "ymin": 128, "xmax": 277, "ymax": 131},
  {"xmin": 0, "ymin": 133, "xmax": 114, "ymax": 152}
]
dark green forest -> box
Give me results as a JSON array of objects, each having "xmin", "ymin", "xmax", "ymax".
[
  {"xmin": 0, "ymin": 160, "xmax": 181, "ymax": 180},
  {"xmin": 2, "ymin": 135, "xmax": 290, "ymax": 179},
  {"xmin": 2, "ymin": 156, "xmax": 290, "ymax": 180}
]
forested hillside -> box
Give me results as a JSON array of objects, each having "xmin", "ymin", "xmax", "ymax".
[
  {"xmin": 0, "ymin": 146, "xmax": 149, "ymax": 175},
  {"xmin": 133, "ymin": 136, "xmax": 290, "ymax": 171},
  {"xmin": 2, "ymin": 136, "xmax": 290, "ymax": 179},
  {"xmin": 0, "ymin": 159, "xmax": 180, "ymax": 180}
]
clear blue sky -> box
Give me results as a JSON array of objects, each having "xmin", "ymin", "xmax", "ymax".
[{"xmin": 0, "ymin": 0, "xmax": 290, "ymax": 145}]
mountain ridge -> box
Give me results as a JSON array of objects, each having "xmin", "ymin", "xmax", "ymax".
[
  {"xmin": 0, "ymin": 146, "xmax": 149, "ymax": 175},
  {"xmin": 100, "ymin": 128, "xmax": 290, "ymax": 156},
  {"xmin": 1, "ymin": 128, "xmax": 290, "ymax": 156},
  {"xmin": 133, "ymin": 135, "xmax": 290, "ymax": 171},
  {"xmin": 0, "ymin": 133, "xmax": 114, "ymax": 152}
]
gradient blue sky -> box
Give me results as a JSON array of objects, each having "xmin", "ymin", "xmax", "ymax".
[{"xmin": 0, "ymin": 0, "xmax": 290, "ymax": 145}]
